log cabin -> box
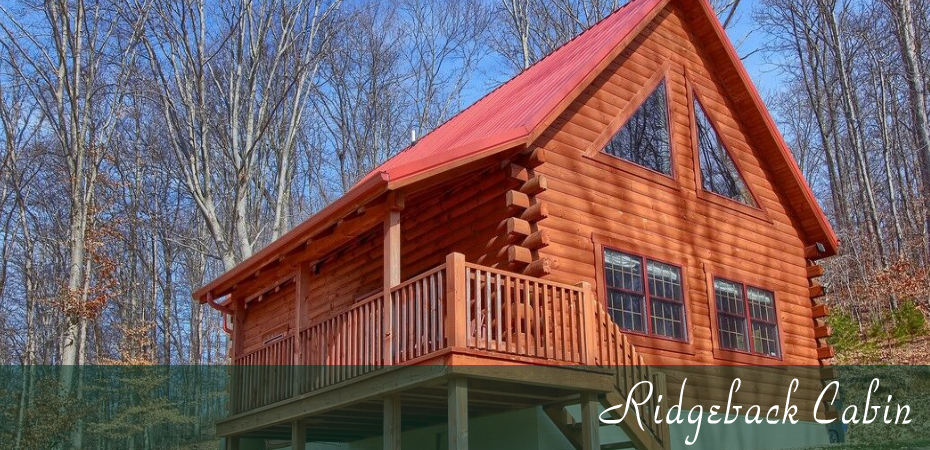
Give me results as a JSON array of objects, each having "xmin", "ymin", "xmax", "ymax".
[{"xmin": 194, "ymin": 0, "xmax": 840, "ymax": 448}]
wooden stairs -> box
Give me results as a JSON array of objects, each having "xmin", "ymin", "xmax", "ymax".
[{"xmin": 545, "ymin": 306, "xmax": 672, "ymax": 450}]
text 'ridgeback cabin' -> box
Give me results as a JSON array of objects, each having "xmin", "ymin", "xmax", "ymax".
[{"xmin": 194, "ymin": 0, "xmax": 841, "ymax": 448}]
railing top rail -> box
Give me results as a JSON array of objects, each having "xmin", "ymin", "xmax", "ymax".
[
  {"xmin": 389, "ymin": 264, "xmax": 445, "ymax": 292},
  {"xmin": 463, "ymin": 261, "xmax": 584, "ymax": 292},
  {"xmin": 234, "ymin": 334, "xmax": 294, "ymax": 362},
  {"xmin": 301, "ymin": 291, "xmax": 384, "ymax": 333}
]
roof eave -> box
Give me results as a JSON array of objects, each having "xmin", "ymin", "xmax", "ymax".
[{"xmin": 193, "ymin": 172, "xmax": 391, "ymax": 304}]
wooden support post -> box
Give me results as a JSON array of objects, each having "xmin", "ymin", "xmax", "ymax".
[
  {"xmin": 448, "ymin": 377, "xmax": 468, "ymax": 450},
  {"xmin": 229, "ymin": 295, "xmax": 245, "ymax": 414},
  {"xmin": 446, "ymin": 253, "xmax": 467, "ymax": 349},
  {"xmin": 577, "ymin": 282, "xmax": 597, "ymax": 365},
  {"xmin": 294, "ymin": 262, "xmax": 311, "ymax": 395},
  {"xmin": 232, "ymin": 295, "xmax": 246, "ymax": 357},
  {"xmin": 384, "ymin": 394, "xmax": 401, "ymax": 450},
  {"xmin": 383, "ymin": 193, "xmax": 403, "ymax": 365},
  {"xmin": 580, "ymin": 392, "xmax": 599, "ymax": 450},
  {"xmin": 226, "ymin": 436, "xmax": 240, "ymax": 450},
  {"xmin": 291, "ymin": 421, "xmax": 306, "ymax": 450}
]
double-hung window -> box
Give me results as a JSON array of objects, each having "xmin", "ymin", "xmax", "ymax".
[
  {"xmin": 713, "ymin": 278, "xmax": 781, "ymax": 358},
  {"xmin": 603, "ymin": 249, "xmax": 687, "ymax": 341}
]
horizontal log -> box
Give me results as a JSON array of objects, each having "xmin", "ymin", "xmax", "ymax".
[
  {"xmin": 806, "ymin": 264, "xmax": 825, "ymax": 279},
  {"xmin": 522, "ymin": 229, "xmax": 551, "ymax": 250},
  {"xmin": 820, "ymin": 367, "xmax": 839, "ymax": 380},
  {"xmin": 507, "ymin": 245, "xmax": 533, "ymax": 265},
  {"xmin": 502, "ymin": 218, "xmax": 532, "ymax": 242},
  {"xmin": 519, "ymin": 147, "xmax": 547, "ymax": 168},
  {"xmin": 814, "ymin": 325, "xmax": 832, "ymax": 339},
  {"xmin": 812, "ymin": 303, "xmax": 830, "ymax": 319},
  {"xmin": 520, "ymin": 175, "xmax": 548, "ymax": 196},
  {"xmin": 507, "ymin": 164, "xmax": 530, "ymax": 183},
  {"xmin": 810, "ymin": 284, "xmax": 826, "ymax": 299},
  {"xmin": 506, "ymin": 190, "xmax": 530, "ymax": 212},
  {"xmin": 521, "ymin": 202, "xmax": 549, "ymax": 222},
  {"xmin": 524, "ymin": 257, "xmax": 552, "ymax": 277},
  {"xmin": 816, "ymin": 346, "xmax": 835, "ymax": 360},
  {"xmin": 804, "ymin": 242, "xmax": 828, "ymax": 260}
]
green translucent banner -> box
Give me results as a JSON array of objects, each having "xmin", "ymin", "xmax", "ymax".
[{"xmin": 1, "ymin": 365, "xmax": 927, "ymax": 450}]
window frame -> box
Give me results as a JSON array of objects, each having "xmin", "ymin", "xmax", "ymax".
[
  {"xmin": 686, "ymin": 77, "xmax": 772, "ymax": 223},
  {"xmin": 584, "ymin": 62, "xmax": 681, "ymax": 191},
  {"xmin": 704, "ymin": 263, "xmax": 785, "ymax": 363},
  {"xmin": 593, "ymin": 233, "xmax": 695, "ymax": 354}
]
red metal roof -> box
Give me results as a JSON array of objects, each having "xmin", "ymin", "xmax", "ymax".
[{"xmin": 357, "ymin": 0, "xmax": 665, "ymax": 187}]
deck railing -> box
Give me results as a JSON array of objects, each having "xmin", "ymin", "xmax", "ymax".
[
  {"xmin": 389, "ymin": 265, "xmax": 446, "ymax": 364},
  {"xmin": 463, "ymin": 263, "xmax": 589, "ymax": 363},
  {"xmin": 300, "ymin": 292, "xmax": 385, "ymax": 391},
  {"xmin": 229, "ymin": 252, "xmax": 664, "ymax": 438},
  {"xmin": 231, "ymin": 335, "xmax": 294, "ymax": 413}
]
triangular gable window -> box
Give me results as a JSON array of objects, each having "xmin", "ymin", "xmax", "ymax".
[
  {"xmin": 602, "ymin": 80, "xmax": 672, "ymax": 176},
  {"xmin": 693, "ymin": 99, "xmax": 755, "ymax": 206}
]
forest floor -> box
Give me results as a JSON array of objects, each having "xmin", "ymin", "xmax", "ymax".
[{"xmin": 834, "ymin": 335, "xmax": 930, "ymax": 365}]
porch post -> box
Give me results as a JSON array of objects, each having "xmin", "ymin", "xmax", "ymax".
[
  {"xmin": 580, "ymin": 392, "xmax": 600, "ymax": 450},
  {"xmin": 448, "ymin": 377, "xmax": 468, "ymax": 450},
  {"xmin": 225, "ymin": 436, "xmax": 240, "ymax": 450},
  {"xmin": 383, "ymin": 192, "xmax": 404, "ymax": 365},
  {"xmin": 577, "ymin": 281, "xmax": 598, "ymax": 365},
  {"xmin": 445, "ymin": 253, "xmax": 467, "ymax": 350},
  {"xmin": 291, "ymin": 420, "xmax": 306, "ymax": 450},
  {"xmin": 294, "ymin": 262, "xmax": 312, "ymax": 395},
  {"xmin": 384, "ymin": 394, "xmax": 401, "ymax": 450}
]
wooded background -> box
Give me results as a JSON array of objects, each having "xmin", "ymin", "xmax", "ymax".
[
  {"xmin": 0, "ymin": 0, "xmax": 928, "ymax": 367},
  {"xmin": 2, "ymin": 0, "xmax": 930, "ymax": 447}
]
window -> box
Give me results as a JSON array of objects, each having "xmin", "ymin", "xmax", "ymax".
[
  {"xmin": 602, "ymin": 80, "xmax": 672, "ymax": 176},
  {"xmin": 693, "ymin": 99, "xmax": 755, "ymax": 206},
  {"xmin": 713, "ymin": 278, "xmax": 781, "ymax": 358},
  {"xmin": 604, "ymin": 249, "xmax": 686, "ymax": 340}
]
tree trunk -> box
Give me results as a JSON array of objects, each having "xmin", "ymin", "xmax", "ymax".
[{"xmin": 885, "ymin": 0, "xmax": 930, "ymax": 257}]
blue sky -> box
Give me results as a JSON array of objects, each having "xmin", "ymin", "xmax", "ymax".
[
  {"xmin": 461, "ymin": 0, "xmax": 785, "ymax": 107},
  {"xmin": 725, "ymin": 0, "xmax": 786, "ymax": 94}
]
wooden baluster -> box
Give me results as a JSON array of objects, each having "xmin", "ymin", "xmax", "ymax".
[
  {"xmin": 503, "ymin": 276, "xmax": 512, "ymax": 354},
  {"xmin": 494, "ymin": 273, "xmax": 502, "ymax": 351},
  {"xmin": 416, "ymin": 280, "xmax": 424, "ymax": 358},
  {"xmin": 465, "ymin": 267, "xmax": 472, "ymax": 347},
  {"xmin": 437, "ymin": 271, "xmax": 445, "ymax": 348},
  {"xmin": 552, "ymin": 287, "xmax": 570, "ymax": 361},
  {"xmin": 533, "ymin": 281, "xmax": 541, "ymax": 357},
  {"xmin": 485, "ymin": 271, "xmax": 492, "ymax": 349},
  {"xmin": 519, "ymin": 278, "xmax": 528, "ymax": 355},
  {"xmin": 431, "ymin": 274, "xmax": 438, "ymax": 352}
]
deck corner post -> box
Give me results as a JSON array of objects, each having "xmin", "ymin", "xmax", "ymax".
[
  {"xmin": 577, "ymin": 281, "xmax": 598, "ymax": 365},
  {"xmin": 225, "ymin": 436, "xmax": 240, "ymax": 450},
  {"xmin": 291, "ymin": 420, "xmax": 306, "ymax": 450},
  {"xmin": 580, "ymin": 392, "xmax": 600, "ymax": 450},
  {"xmin": 383, "ymin": 394, "xmax": 402, "ymax": 450},
  {"xmin": 383, "ymin": 193, "xmax": 403, "ymax": 366},
  {"xmin": 445, "ymin": 253, "xmax": 467, "ymax": 350},
  {"xmin": 448, "ymin": 377, "xmax": 468, "ymax": 450}
]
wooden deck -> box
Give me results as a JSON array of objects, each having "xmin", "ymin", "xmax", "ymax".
[{"xmin": 225, "ymin": 253, "xmax": 670, "ymax": 450}]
